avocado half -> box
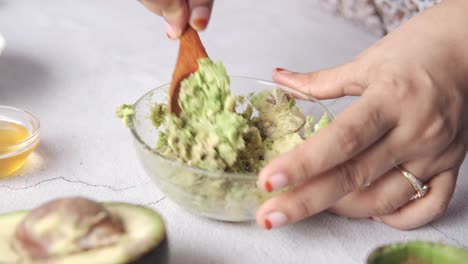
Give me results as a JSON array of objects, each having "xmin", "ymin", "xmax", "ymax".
[
  {"xmin": 367, "ymin": 241, "xmax": 468, "ymax": 264},
  {"xmin": 0, "ymin": 202, "xmax": 168, "ymax": 264}
]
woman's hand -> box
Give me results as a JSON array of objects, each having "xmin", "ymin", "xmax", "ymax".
[
  {"xmin": 138, "ymin": 0, "xmax": 214, "ymax": 38},
  {"xmin": 257, "ymin": 0, "xmax": 468, "ymax": 230}
]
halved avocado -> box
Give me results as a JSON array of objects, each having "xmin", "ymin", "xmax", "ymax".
[
  {"xmin": 367, "ymin": 241, "xmax": 468, "ymax": 264},
  {"xmin": 0, "ymin": 201, "xmax": 168, "ymax": 264}
]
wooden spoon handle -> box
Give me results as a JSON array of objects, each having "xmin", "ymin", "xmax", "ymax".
[{"xmin": 169, "ymin": 26, "xmax": 209, "ymax": 115}]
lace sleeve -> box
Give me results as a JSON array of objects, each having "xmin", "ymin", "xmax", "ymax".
[
  {"xmin": 320, "ymin": 0, "xmax": 441, "ymax": 35},
  {"xmin": 375, "ymin": 0, "xmax": 441, "ymax": 33}
]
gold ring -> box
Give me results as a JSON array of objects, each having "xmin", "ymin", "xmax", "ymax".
[{"xmin": 397, "ymin": 166, "xmax": 429, "ymax": 200}]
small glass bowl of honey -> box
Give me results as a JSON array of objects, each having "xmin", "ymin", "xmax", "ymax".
[{"xmin": 0, "ymin": 106, "xmax": 40, "ymax": 178}]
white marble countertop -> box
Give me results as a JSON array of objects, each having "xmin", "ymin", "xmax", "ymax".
[{"xmin": 0, "ymin": 1, "xmax": 467, "ymax": 263}]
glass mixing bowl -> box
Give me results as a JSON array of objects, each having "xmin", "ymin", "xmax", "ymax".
[{"xmin": 129, "ymin": 76, "xmax": 334, "ymax": 222}]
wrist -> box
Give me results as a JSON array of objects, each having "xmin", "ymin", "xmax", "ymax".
[{"xmin": 437, "ymin": 0, "xmax": 468, "ymax": 87}]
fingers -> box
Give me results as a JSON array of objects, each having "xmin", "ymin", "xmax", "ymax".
[
  {"xmin": 138, "ymin": 0, "xmax": 164, "ymax": 15},
  {"xmin": 271, "ymin": 63, "xmax": 367, "ymax": 100},
  {"xmin": 329, "ymin": 159, "xmax": 433, "ymax": 218},
  {"xmin": 377, "ymin": 169, "xmax": 457, "ymax": 230},
  {"xmin": 256, "ymin": 131, "xmax": 465, "ymax": 229},
  {"xmin": 258, "ymin": 93, "xmax": 397, "ymax": 193},
  {"xmin": 139, "ymin": 0, "xmax": 213, "ymax": 38},
  {"xmin": 255, "ymin": 162, "xmax": 454, "ymax": 230},
  {"xmin": 329, "ymin": 135, "xmax": 466, "ymax": 218},
  {"xmin": 188, "ymin": 0, "xmax": 214, "ymax": 31},
  {"xmin": 139, "ymin": 0, "xmax": 189, "ymax": 38},
  {"xmin": 329, "ymin": 168, "xmax": 415, "ymax": 218},
  {"xmin": 256, "ymin": 166, "xmax": 354, "ymax": 229},
  {"xmin": 255, "ymin": 144, "xmax": 403, "ymax": 230}
]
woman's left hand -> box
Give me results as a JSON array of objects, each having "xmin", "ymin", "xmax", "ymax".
[{"xmin": 256, "ymin": 0, "xmax": 468, "ymax": 230}]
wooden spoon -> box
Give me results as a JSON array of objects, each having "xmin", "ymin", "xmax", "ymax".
[{"xmin": 168, "ymin": 26, "xmax": 209, "ymax": 115}]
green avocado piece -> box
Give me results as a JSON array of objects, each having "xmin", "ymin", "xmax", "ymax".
[
  {"xmin": 115, "ymin": 104, "xmax": 135, "ymax": 128},
  {"xmin": 0, "ymin": 203, "xmax": 167, "ymax": 264},
  {"xmin": 367, "ymin": 241, "xmax": 468, "ymax": 264}
]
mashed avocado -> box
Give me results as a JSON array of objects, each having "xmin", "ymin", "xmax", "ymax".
[
  {"xmin": 116, "ymin": 58, "xmax": 330, "ymax": 220},
  {"xmin": 126, "ymin": 58, "xmax": 329, "ymax": 173}
]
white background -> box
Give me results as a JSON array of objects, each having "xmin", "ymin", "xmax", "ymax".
[{"xmin": 0, "ymin": 1, "xmax": 467, "ymax": 263}]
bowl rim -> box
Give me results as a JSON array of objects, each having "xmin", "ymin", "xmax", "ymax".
[
  {"xmin": 128, "ymin": 75, "xmax": 335, "ymax": 180},
  {"xmin": 0, "ymin": 105, "xmax": 41, "ymax": 158}
]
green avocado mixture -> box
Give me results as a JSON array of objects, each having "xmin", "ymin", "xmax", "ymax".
[
  {"xmin": 118, "ymin": 58, "xmax": 329, "ymax": 173},
  {"xmin": 117, "ymin": 58, "xmax": 329, "ymax": 220}
]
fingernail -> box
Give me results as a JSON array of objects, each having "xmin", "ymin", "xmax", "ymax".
[
  {"xmin": 264, "ymin": 211, "xmax": 288, "ymax": 230},
  {"xmin": 190, "ymin": 6, "xmax": 210, "ymax": 30},
  {"xmin": 165, "ymin": 22, "xmax": 176, "ymax": 39},
  {"xmin": 265, "ymin": 173, "xmax": 288, "ymax": 192},
  {"xmin": 371, "ymin": 217, "xmax": 382, "ymax": 222},
  {"xmin": 275, "ymin": 68, "xmax": 292, "ymax": 74}
]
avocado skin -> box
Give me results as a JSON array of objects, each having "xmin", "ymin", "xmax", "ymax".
[
  {"xmin": 367, "ymin": 241, "xmax": 468, "ymax": 264},
  {"xmin": 132, "ymin": 238, "xmax": 169, "ymax": 264}
]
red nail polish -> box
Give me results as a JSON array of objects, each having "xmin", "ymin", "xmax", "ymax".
[
  {"xmin": 193, "ymin": 18, "xmax": 208, "ymax": 29},
  {"xmin": 265, "ymin": 219, "xmax": 272, "ymax": 230},
  {"xmin": 265, "ymin": 181, "xmax": 273, "ymax": 192},
  {"xmin": 275, "ymin": 67, "xmax": 286, "ymax": 72}
]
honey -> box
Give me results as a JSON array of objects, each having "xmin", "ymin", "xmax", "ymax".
[{"xmin": 0, "ymin": 120, "xmax": 37, "ymax": 177}]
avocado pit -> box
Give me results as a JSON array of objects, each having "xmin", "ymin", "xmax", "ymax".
[{"xmin": 14, "ymin": 197, "xmax": 124, "ymax": 259}]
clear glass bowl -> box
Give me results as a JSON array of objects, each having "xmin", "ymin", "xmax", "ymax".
[
  {"xmin": 129, "ymin": 76, "xmax": 334, "ymax": 222},
  {"xmin": 0, "ymin": 106, "xmax": 40, "ymax": 178}
]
